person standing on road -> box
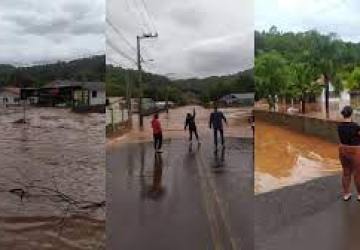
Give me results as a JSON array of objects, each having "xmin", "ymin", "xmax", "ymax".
[
  {"xmin": 337, "ymin": 105, "xmax": 360, "ymax": 201},
  {"xmin": 151, "ymin": 113, "xmax": 163, "ymax": 153},
  {"xmin": 184, "ymin": 108, "xmax": 200, "ymax": 144},
  {"xmin": 209, "ymin": 106, "xmax": 227, "ymax": 150}
]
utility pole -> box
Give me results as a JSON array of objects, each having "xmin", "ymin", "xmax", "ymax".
[
  {"xmin": 164, "ymin": 73, "xmax": 175, "ymax": 113},
  {"xmin": 325, "ymin": 74, "xmax": 330, "ymax": 119},
  {"xmin": 137, "ymin": 32, "xmax": 158, "ymax": 128},
  {"xmin": 166, "ymin": 85, "xmax": 169, "ymax": 113},
  {"xmin": 125, "ymin": 71, "xmax": 132, "ymax": 125}
]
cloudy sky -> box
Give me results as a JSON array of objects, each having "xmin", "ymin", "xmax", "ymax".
[
  {"xmin": 256, "ymin": 0, "xmax": 360, "ymax": 42},
  {"xmin": 107, "ymin": 0, "xmax": 253, "ymax": 79},
  {"xmin": 0, "ymin": 0, "xmax": 104, "ymax": 66}
]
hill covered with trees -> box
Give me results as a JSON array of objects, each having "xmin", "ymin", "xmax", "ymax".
[
  {"xmin": 0, "ymin": 55, "xmax": 105, "ymax": 88},
  {"xmin": 106, "ymin": 65, "xmax": 254, "ymax": 104}
]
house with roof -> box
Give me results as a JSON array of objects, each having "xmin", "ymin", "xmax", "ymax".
[
  {"xmin": 0, "ymin": 87, "xmax": 21, "ymax": 107},
  {"xmin": 44, "ymin": 80, "xmax": 105, "ymax": 107},
  {"xmin": 21, "ymin": 80, "xmax": 105, "ymax": 107}
]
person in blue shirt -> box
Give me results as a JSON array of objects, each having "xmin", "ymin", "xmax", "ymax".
[{"xmin": 209, "ymin": 106, "xmax": 227, "ymax": 149}]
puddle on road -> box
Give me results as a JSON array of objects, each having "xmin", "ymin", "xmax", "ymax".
[
  {"xmin": 0, "ymin": 107, "xmax": 105, "ymax": 249},
  {"xmin": 255, "ymin": 120, "xmax": 341, "ymax": 193}
]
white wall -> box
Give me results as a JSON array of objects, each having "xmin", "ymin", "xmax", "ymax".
[
  {"xmin": 89, "ymin": 90, "xmax": 106, "ymax": 105},
  {"xmin": 0, "ymin": 95, "xmax": 19, "ymax": 105}
]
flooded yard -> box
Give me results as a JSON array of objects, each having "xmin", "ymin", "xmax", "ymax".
[
  {"xmin": 255, "ymin": 120, "xmax": 341, "ymax": 193},
  {"xmin": 0, "ymin": 107, "xmax": 105, "ymax": 249}
]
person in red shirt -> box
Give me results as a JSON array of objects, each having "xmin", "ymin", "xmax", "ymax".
[{"xmin": 151, "ymin": 113, "xmax": 163, "ymax": 153}]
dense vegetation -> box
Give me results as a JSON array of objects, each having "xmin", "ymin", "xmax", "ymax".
[
  {"xmin": 255, "ymin": 26, "xmax": 360, "ymax": 111},
  {"xmin": 106, "ymin": 65, "xmax": 254, "ymax": 105},
  {"xmin": 0, "ymin": 55, "xmax": 105, "ymax": 88}
]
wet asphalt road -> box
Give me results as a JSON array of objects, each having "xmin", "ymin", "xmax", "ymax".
[
  {"xmin": 256, "ymin": 175, "xmax": 360, "ymax": 250},
  {"xmin": 107, "ymin": 137, "xmax": 253, "ymax": 250}
]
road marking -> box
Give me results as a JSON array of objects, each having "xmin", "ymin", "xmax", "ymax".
[{"xmin": 195, "ymin": 143, "xmax": 239, "ymax": 250}]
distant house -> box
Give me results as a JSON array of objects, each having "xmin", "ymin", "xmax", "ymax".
[
  {"xmin": 0, "ymin": 87, "xmax": 21, "ymax": 106},
  {"xmin": 219, "ymin": 93, "xmax": 255, "ymax": 106},
  {"xmin": 44, "ymin": 80, "xmax": 105, "ymax": 107},
  {"xmin": 155, "ymin": 101, "xmax": 175, "ymax": 109},
  {"xmin": 130, "ymin": 98, "xmax": 162, "ymax": 114},
  {"xmin": 82, "ymin": 82, "xmax": 106, "ymax": 106}
]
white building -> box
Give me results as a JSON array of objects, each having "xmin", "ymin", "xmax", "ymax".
[
  {"xmin": 45, "ymin": 80, "xmax": 105, "ymax": 106},
  {"xmin": 0, "ymin": 87, "xmax": 20, "ymax": 107},
  {"xmin": 81, "ymin": 82, "xmax": 106, "ymax": 106},
  {"xmin": 317, "ymin": 82, "xmax": 351, "ymax": 114}
]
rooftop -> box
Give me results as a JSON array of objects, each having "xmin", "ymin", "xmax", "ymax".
[
  {"xmin": 0, "ymin": 87, "xmax": 20, "ymax": 96},
  {"xmin": 44, "ymin": 80, "xmax": 105, "ymax": 91}
]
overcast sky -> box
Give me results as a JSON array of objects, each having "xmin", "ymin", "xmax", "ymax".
[
  {"xmin": 256, "ymin": 0, "xmax": 360, "ymax": 42},
  {"xmin": 0, "ymin": 0, "xmax": 105, "ymax": 66},
  {"xmin": 107, "ymin": 0, "xmax": 253, "ymax": 79}
]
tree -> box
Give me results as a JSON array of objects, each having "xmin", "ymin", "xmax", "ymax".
[
  {"xmin": 347, "ymin": 67, "xmax": 360, "ymax": 90},
  {"xmin": 290, "ymin": 63, "xmax": 322, "ymax": 113},
  {"xmin": 255, "ymin": 27, "xmax": 360, "ymax": 113},
  {"xmin": 255, "ymin": 52, "xmax": 291, "ymax": 110}
]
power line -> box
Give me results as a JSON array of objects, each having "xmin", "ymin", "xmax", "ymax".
[
  {"xmin": 133, "ymin": 0, "xmax": 153, "ymax": 33},
  {"xmin": 121, "ymin": 0, "xmax": 145, "ymax": 33},
  {"xmin": 139, "ymin": 0, "xmax": 157, "ymax": 33},
  {"xmin": 106, "ymin": 18, "xmax": 137, "ymax": 53},
  {"xmin": 107, "ymin": 39, "xmax": 137, "ymax": 65}
]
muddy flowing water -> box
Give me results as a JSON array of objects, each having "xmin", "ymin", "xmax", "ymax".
[
  {"xmin": 107, "ymin": 105, "xmax": 253, "ymax": 146},
  {"xmin": 0, "ymin": 107, "xmax": 105, "ymax": 249},
  {"xmin": 255, "ymin": 120, "xmax": 341, "ymax": 193}
]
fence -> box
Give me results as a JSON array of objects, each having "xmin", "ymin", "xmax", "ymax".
[
  {"xmin": 106, "ymin": 99, "xmax": 130, "ymax": 136},
  {"xmin": 254, "ymin": 109, "xmax": 340, "ymax": 143}
]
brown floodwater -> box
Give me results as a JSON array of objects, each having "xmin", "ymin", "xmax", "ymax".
[
  {"xmin": 255, "ymin": 120, "xmax": 341, "ymax": 193},
  {"xmin": 0, "ymin": 107, "xmax": 105, "ymax": 249},
  {"xmin": 107, "ymin": 105, "xmax": 253, "ymax": 146}
]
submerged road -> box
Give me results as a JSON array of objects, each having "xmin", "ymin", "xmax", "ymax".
[
  {"xmin": 256, "ymin": 175, "xmax": 360, "ymax": 250},
  {"xmin": 107, "ymin": 137, "xmax": 253, "ymax": 250}
]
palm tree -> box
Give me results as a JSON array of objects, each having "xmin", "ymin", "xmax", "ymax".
[{"xmin": 290, "ymin": 63, "xmax": 322, "ymax": 114}]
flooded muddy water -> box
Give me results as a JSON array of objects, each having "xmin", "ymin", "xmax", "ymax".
[
  {"xmin": 255, "ymin": 120, "xmax": 341, "ymax": 193},
  {"xmin": 0, "ymin": 107, "xmax": 105, "ymax": 249},
  {"xmin": 107, "ymin": 105, "xmax": 253, "ymax": 145}
]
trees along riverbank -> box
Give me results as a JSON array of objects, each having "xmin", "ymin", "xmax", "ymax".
[{"xmin": 255, "ymin": 26, "xmax": 360, "ymax": 112}]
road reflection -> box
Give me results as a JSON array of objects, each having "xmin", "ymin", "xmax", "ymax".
[{"xmin": 213, "ymin": 147, "xmax": 226, "ymax": 169}]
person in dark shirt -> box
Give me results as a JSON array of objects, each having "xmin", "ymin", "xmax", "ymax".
[
  {"xmin": 184, "ymin": 108, "xmax": 199, "ymax": 143},
  {"xmin": 209, "ymin": 106, "xmax": 227, "ymax": 149},
  {"xmin": 338, "ymin": 106, "xmax": 360, "ymax": 146},
  {"xmin": 337, "ymin": 105, "xmax": 360, "ymax": 201}
]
